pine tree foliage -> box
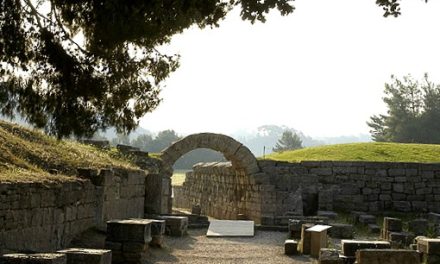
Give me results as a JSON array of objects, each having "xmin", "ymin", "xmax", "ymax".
[
  {"xmin": 368, "ymin": 74, "xmax": 440, "ymax": 144},
  {"xmin": 273, "ymin": 130, "xmax": 303, "ymax": 152},
  {"xmin": 0, "ymin": 0, "xmax": 426, "ymax": 138}
]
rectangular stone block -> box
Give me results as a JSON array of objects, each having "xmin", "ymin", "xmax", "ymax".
[
  {"xmin": 341, "ymin": 240, "xmax": 391, "ymax": 257},
  {"xmin": 328, "ymin": 223, "xmax": 354, "ymax": 239},
  {"xmin": 355, "ymin": 249, "xmax": 421, "ymax": 264},
  {"xmin": 383, "ymin": 217, "xmax": 403, "ymax": 232},
  {"xmin": 388, "ymin": 232, "xmax": 414, "ymax": 247},
  {"xmin": 299, "ymin": 223, "xmax": 314, "ymax": 255},
  {"xmin": 0, "ymin": 253, "xmax": 67, "ymax": 264},
  {"xmin": 358, "ymin": 214, "xmax": 376, "ymax": 225},
  {"xmin": 106, "ymin": 219, "xmax": 152, "ymax": 243},
  {"xmin": 56, "ymin": 248, "xmax": 112, "ymax": 264},
  {"xmin": 160, "ymin": 216, "xmax": 188, "ymax": 236},
  {"xmin": 417, "ymin": 238, "xmax": 440, "ymax": 254},
  {"xmin": 122, "ymin": 242, "xmax": 149, "ymax": 253},
  {"xmin": 150, "ymin": 220, "xmax": 166, "ymax": 236},
  {"xmin": 284, "ymin": 239, "xmax": 298, "ymax": 255}
]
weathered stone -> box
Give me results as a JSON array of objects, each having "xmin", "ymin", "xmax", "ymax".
[
  {"xmin": 318, "ymin": 248, "xmax": 343, "ymax": 264},
  {"xmin": 417, "ymin": 238, "xmax": 440, "ymax": 255},
  {"xmin": 355, "ymin": 249, "xmax": 421, "ymax": 264},
  {"xmin": 284, "ymin": 239, "xmax": 298, "ymax": 255},
  {"xmin": 106, "ymin": 219, "xmax": 152, "ymax": 243},
  {"xmin": 383, "ymin": 217, "xmax": 403, "ymax": 232},
  {"xmin": 317, "ymin": 211, "xmax": 338, "ymax": 220},
  {"xmin": 0, "ymin": 253, "xmax": 67, "ymax": 264},
  {"xmin": 388, "ymin": 232, "xmax": 414, "ymax": 247},
  {"xmin": 358, "ymin": 214, "xmax": 376, "ymax": 225},
  {"xmin": 341, "ymin": 240, "xmax": 391, "ymax": 257},
  {"xmin": 328, "ymin": 223, "xmax": 353, "ymax": 239},
  {"xmin": 160, "ymin": 216, "xmax": 188, "ymax": 236},
  {"xmin": 368, "ymin": 224, "xmax": 381, "ymax": 234},
  {"xmin": 408, "ymin": 219, "xmax": 428, "ymax": 236},
  {"xmin": 299, "ymin": 223, "xmax": 314, "ymax": 255},
  {"xmin": 351, "ymin": 211, "xmax": 367, "ymax": 223},
  {"xmin": 56, "ymin": 248, "xmax": 112, "ymax": 264},
  {"xmin": 428, "ymin": 212, "xmax": 440, "ymax": 223}
]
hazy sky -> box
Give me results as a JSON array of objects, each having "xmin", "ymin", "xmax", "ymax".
[{"xmin": 140, "ymin": 0, "xmax": 440, "ymax": 138}]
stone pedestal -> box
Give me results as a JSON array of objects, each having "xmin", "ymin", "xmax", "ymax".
[
  {"xmin": 307, "ymin": 225, "xmax": 332, "ymax": 258},
  {"xmin": 105, "ymin": 219, "xmax": 153, "ymax": 264},
  {"xmin": 56, "ymin": 248, "xmax": 111, "ymax": 264},
  {"xmin": 284, "ymin": 240, "xmax": 298, "ymax": 255},
  {"xmin": 160, "ymin": 216, "xmax": 188, "ymax": 236},
  {"xmin": 0, "ymin": 253, "xmax": 67, "ymax": 264}
]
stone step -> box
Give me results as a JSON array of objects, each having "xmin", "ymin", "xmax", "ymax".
[{"xmin": 341, "ymin": 240, "xmax": 391, "ymax": 257}]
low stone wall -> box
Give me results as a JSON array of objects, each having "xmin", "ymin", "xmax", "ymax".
[
  {"xmin": 173, "ymin": 160, "xmax": 440, "ymax": 222},
  {"xmin": 0, "ymin": 168, "xmax": 146, "ymax": 253},
  {"xmin": 260, "ymin": 160, "xmax": 440, "ymax": 214},
  {"xmin": 173, "ymin": 162, "xmax": 263, "ymax": 222}
]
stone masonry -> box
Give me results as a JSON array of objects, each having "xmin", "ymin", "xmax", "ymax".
[
  {"xmin": 174, "ymin": 160, "xmax": 440, "ymax": 222},
  {"xmin": 0, "ymin": 168, "xmax": 146, "ymax": 253}
]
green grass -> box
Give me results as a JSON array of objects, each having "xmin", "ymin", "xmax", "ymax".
[
  {"xmin": 264, "ymin": 142, "xmax": 440, "ymax": 163},
  {"xmin": 0, "ymin": 120, "xmax": 137, "ymax": 182},
  {"xmin": 172, "ymin": 169, "xmax": 190, "ymax": 186}
]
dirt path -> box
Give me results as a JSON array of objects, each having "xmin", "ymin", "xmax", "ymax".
[{"xmin": 148, "ymin": 228, "xmax": 313, "ymax": 264}]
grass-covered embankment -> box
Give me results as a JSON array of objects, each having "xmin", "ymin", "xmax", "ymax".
[
  {"xmin": 0, "ymin": 120, "xmax": 137, "ymax": 182},
  {"xmin": 265, "ymin": 142, "xmax": 440, "ymax": 163}
]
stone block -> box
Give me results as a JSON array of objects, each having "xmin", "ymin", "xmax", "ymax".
[
  {"xmin": 358, "ymin": 214, "xmax": 376, "ymax": 225},
  {"xmin": 417, "ymin": 238, "xmax": 440, "ymax": 254},
  {"xmin": 160, "ymin": 216, "xmax": 188, "ymax": 236},
  {"xmin": 388, "ymin": 232, "xmax": 414, "ymax": 247},
  {"xmin": 317, "ymin": 211, "xmax": 338, "ymax": 220},
  {"xmin": 408, "ymin": 219, "xmax": 428, "ymax": 236},
  {"xmin": 150, "ymin": 220, "xmax": 166, "ymax": 236},
  {"xmin": 299, "ymin": 223, "xmax": 314, "ymax": 255},
  {"xmin": 355, "ymin": 249, "xmax": 421, "ymax": 264},
  {"xmin": 341, "ymin": 240, "xmax": 391, "ymax": 257},
  {"xmin": 122, "ymin": 242, "xmax": 149, "ymax": 253},
  {"xmin": 383, "ymin": 217, "xmax": 403, "ymax": 232},
  {"xmin": 428, "ymin": 212, "xmax": 440, "ymax": 223},
  {"xmin": 368, "ymin": 224, "xmax": 381, "ymax": 234},
  {"xmin": 284, "ymin": 239, "xmax": 298, "ymax": 255},
  {"xmin": 319, "ymin": 248, "xmax": 343, "ymax": 264},
  {"xmin": 351, "ymin": 211, "xmax": 367, "ymax": 223},
  {"xmin": 106, "ymin": 219, "xmax": 152, "ymax": 243},
  {"xmin": 56, "ymin": 248, "xmax": 112, "ymax": 264},
  {"xmin": 0, "ymin": 253, "xmax": 67, "ymax": 264},
  {"xmin": 328, "ymin": 223, "xmax": 354, "ymax": 239},
  {"xmin": 393, "ymin": 201, "xmax": 411, "ymax": 212}
]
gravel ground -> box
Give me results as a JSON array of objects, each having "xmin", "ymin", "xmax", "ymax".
[{"xmin": 148, "ymin": 228, "xmax": 313, "ymax": 264}]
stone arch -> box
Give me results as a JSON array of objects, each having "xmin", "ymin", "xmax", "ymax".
[{"xmin": 160, "ymin": 133, "xmax": 260, "ymax": 175}]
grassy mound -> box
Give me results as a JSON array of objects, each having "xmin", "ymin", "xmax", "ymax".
[
  {"xmin": 264, "ymin": 142, "xmax": 440, "ymax": 163},
  {"xmin": 0, "ymin": 120, "xmax": 137, "ymax": 182}
]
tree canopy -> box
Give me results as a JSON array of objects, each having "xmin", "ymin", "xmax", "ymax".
[
  {"xmin": 273, "ymin": 130, "xmax": 303, "ymax": 152},
  {"xmin": 0, "ymin": 0, "xmax": 423, "ymax": 138},
  {"xmin": 367, "ymin": 74, "xmax": 440, "ymax": 144}
]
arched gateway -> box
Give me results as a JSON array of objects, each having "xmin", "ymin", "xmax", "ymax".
[
  {"xmin": 161, "ymin": 133, "xmax": 260, "ymax": 175},
  {"xmin": 144, "ymin": 133, "xmax": 264, "ymax": 216}
]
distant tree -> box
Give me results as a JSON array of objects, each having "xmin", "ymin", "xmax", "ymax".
[
  {"xmin": 131, "ymin": 134, "xmax": 154, "ymax": 152},
  {"xmin": 149, "ymin": 130, "xmax": 181, "ymax": 152},
  {"xmin": 368, "ymin": 74, "xmax": 440, "ymax": 143},
  {"xmin": 273, "ymin": 130, "xmax": 303, "ymax": 152}
]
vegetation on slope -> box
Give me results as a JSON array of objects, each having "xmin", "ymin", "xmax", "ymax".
[
  {"xmin": 0, "ymin": 120, "xmax": 137, "ymax": 182},
  {"xmin": 264, "ymin": 142, "xmax": 440, "ymax": 163}
]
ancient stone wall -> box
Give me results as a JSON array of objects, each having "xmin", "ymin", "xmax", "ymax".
[
  {"xmin": 259, "ymin": 160, "xmax": 440, "ymax": 214},
  {"xmin": 174, "ymin": 160, "xmax": 440, "ymax": 222},
  {"xmin": 173, "ymin": 162, "xmax": 263, "ymax": 222},
  {"xmin": 0, "ymin": 168, "xmax": 146, "ymax": 253}
]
